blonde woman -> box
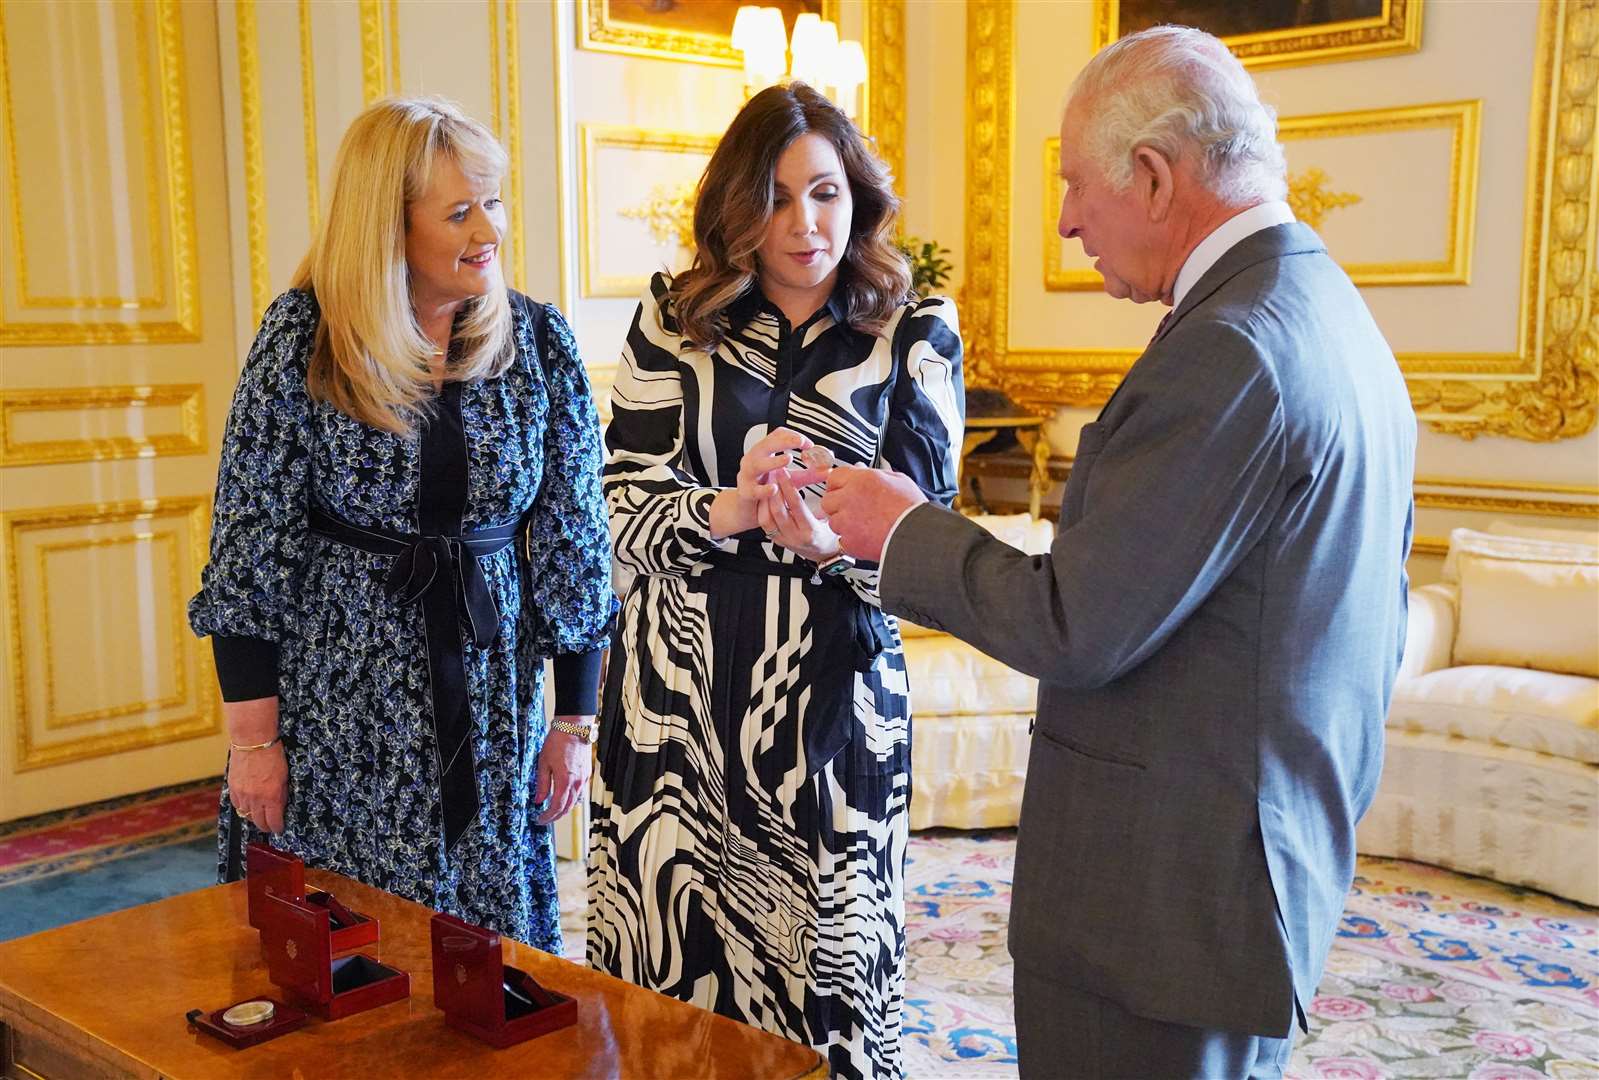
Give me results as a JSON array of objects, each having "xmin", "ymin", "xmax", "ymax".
[{"xmin": 189, "ymin": 97, "xmax": 611, "ymax": 949}]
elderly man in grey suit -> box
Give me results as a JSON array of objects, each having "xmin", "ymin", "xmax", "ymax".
[{"xmin": 817, "ymin": 25, "xmax": 1415, "ymax": 1080}]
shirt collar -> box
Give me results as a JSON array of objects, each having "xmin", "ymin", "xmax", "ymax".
[
  {"xmin": 727, "ymin": 280, "xmax": 849, "ymax": 332},
  {"xmin": 1171, "ymin": 200, "xmax": 1296, "ymax": 310}
]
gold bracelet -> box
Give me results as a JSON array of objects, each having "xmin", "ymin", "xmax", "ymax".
[{"xmin": 230, "ymin": 735, "xmax": 281, "ymax": 752}]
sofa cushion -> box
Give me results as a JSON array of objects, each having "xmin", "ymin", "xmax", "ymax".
[
  {"xmin": 1454, "ymin": 551, "xmax": 1599, "ymax": 678},
  {"xmin": 1389, "ymin": 664, "xmax": 1599, "ymax": 763},
  {"xmin": 1442, "ymin": 525, "xmax": 1598, "ymax": 582},
  {"xmin": 902, "ymin": 633, "xmax": 1038, "ymax": 716}
]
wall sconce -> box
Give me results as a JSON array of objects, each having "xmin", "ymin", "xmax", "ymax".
[{"xmin": 731, "ymin": 6, "xmax": 866, "ymax": 119}]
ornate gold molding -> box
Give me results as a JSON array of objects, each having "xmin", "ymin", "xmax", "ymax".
[
  {"xmin": 552, "ymin": 0, "xmax": 575, "ymax": 314},
  {"xmin": 0, "ymin": 0, "xmax": 200, "ymax": 346},
  {"xmin": 6, "ymin": 496, "xmax": 218, "ymax": 771},
  {"xmin": 360, "ymin": 0, "xmax": 386, "ymax": 104},
  {"xmin": 1093, "ymin": 0, "xmax": 1422, "ymax": 70},
  {"xmin": 962, "ymin": 0, "xmax": 1012, "ymax": 390},
  {"xmin": 0, "ymin": 385, "xmax": 206, "ymax": 467},
  {"xmin": 299, "ymin": 0, "xmax": 320, "ymax": 232},
  {"xmin": 578, "ymin": 125, "xmax": 719, "ymax": 299},
  {"xmin": 980, "ymin": 1, "xmax": 1595, "ymax": 441},
  {"xmin": 1415, "ymin": 0, "xmax": 1597, "ymax": 441},
  {"xmin": 1414, "ymin": 477, "xmax": 1599, "ymax": 518},
  {"xmin": 577, "ymin": 0, "xmax": 839, "ymax": 67},
  {"xmin": 866, "ymin": 0, "xmax": 906, "ymax": 195},
  {"xmin": 503, "ymin": 0, "xmax": 526, "ymax": 295},
  {"xmin": 236, "ymin": 0, "xmax": 271, "ymax": 327}
]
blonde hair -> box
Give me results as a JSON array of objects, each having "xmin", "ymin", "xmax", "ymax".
[{"xmin": 292, "ymin": 96, "xmax": 512, "ymax": 435}]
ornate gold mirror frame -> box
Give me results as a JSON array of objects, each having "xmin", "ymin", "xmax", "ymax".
[{"xmin": 964, "ymin": 0, "xmax": 1597, "ymax": 443}]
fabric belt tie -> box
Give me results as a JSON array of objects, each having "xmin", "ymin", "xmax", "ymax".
[
  {"xmin": 701, "ymin": 551, "xmax": 893, "ymax": 779},
  {"xmin": 309, "ymin": 506, "xmax": 519, "ymax": 852}
]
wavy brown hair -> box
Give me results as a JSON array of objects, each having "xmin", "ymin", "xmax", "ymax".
[{"xmin": 669, "ymin": 82, "xmax": 910, "ymax": 350}]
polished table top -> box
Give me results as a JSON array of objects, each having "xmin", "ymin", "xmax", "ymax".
[{"xmin": 0, "ymin": 868, "xmax": 827, "ymax": 1079}]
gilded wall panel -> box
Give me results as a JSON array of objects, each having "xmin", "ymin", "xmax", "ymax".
[
  {"xmin": 974, "ymin": 0, "xmax": 1596, "ymax": 442},
  {"xmin": 5, "ymin": 497, "xmax": 218, "ymax": 772},
  {"xmin": 0, "ymin": 0, "xmax": 199, "ymax": 346}
]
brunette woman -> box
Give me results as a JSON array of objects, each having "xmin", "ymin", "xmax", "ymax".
[{"xmin": 588, "ymin": 82, "xmax": 964, "ymax": 1078}]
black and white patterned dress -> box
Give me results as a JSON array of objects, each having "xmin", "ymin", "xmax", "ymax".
[{"xmin": 588, "ymin": 273, "xmax": 964, "ymax": 1079}]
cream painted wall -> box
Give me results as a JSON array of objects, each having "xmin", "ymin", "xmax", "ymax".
[{"xmin": 900, "ymin": 0, "xmax": 1598, "ymax": 585}]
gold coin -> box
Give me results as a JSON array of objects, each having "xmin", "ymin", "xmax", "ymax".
[{"xmin": 222, "ymin": 1000, "xmax": 275, "ymax": 1027}]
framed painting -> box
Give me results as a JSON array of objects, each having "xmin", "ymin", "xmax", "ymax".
[
  {"xmin": 578, "ymin": 0, "xmax": 838, "ymax": 67},
  {"xmin": 1093, "ymin": 0, "xmax": 1422, "ymax": 69}
]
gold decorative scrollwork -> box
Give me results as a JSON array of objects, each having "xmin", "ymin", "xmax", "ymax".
[
  {"xmin": 962, "ymin": 0, "xmax": 1012, "ymax": 390},
  {"xmin": 1287, "ymin": 168, "xmax": 1362, "ymax": 229},
  {"xmin": 619, "ymin": 184, "xmax": 698, "ymax": 250},
  {"xmin": 867, "ymin": 0, "xmax": 907, "ymax": 195}
]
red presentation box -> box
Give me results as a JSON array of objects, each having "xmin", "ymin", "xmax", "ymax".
[
  {"xmin": 261, "ymin": 891, "xmax": 409, "ymax": 1021},
  {"xmin": 431, "ymin": 913, "xmax": 577, "ymax": 1048},
  {"xmin": 245, "ymin": 842, "xmax": 378, "ymax": 952}
]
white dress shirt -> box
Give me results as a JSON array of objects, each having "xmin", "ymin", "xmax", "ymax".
[{"xmin": 877, "ymin": 200, "xmax": 1296, "ymax": 575}]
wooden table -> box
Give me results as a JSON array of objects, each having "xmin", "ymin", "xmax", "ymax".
[{"xmin": 0, "ymin": 868, "xmax": 827, "ymax": 1079}]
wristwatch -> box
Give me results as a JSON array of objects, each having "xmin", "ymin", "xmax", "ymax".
[
  {"xmin": 550, "ymin": 717, "xmax": 598, "ymax": 744},
  {"xmin": 810, "ymin": 551, "xmax": 856, "ymax": 584}
]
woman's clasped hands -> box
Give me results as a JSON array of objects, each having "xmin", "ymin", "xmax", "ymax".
[{"xmin": 735, "ymin": 427, "xmax": 841, "ymax": 564}]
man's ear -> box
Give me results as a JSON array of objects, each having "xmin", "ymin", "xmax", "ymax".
[{"xmin": 1132, "ymin": 146, "xmax": 1176, "ymax": 223}]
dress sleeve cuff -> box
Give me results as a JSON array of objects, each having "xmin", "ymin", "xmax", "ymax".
[
  {"xmin": 211, "ymin": 635, "xmax": 280, "ymax": 702},
  {"xmin": 553, "ymin": 648, "xmax": 604, "ymax": 716}
]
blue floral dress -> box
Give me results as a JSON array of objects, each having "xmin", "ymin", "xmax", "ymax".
[{"xmin": 189, "ymin": 289, "xmax": 612, "ymax": 951}]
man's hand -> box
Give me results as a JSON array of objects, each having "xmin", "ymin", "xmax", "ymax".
[{"xmin": 819, "ymin": 465, "xmax": 927, "ymax": 562}]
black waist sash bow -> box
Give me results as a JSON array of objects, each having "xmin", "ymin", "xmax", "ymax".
[{"xmin": 309, "ymin": 505, "xmax": 519, "ymax": 853}]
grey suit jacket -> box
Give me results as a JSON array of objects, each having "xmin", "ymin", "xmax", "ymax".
[{"xmin": 882, "ymin": 223, "xmax": 1415, "ymax": 1037}]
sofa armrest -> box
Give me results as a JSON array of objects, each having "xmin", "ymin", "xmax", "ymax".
[{"xmin": 1398, "ymin": 583, "xmax": 1458, "ymax": 680}]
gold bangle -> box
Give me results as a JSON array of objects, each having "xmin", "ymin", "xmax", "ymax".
[{"xmin": 230, "ymin": 735, "xmax": 281, "ymax": 752}]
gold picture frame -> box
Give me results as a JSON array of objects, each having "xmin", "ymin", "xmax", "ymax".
[
  {"xmin": 967, "ymin": 0, "xmax": 1596, "ymax": 442},
  {"xmin": 578, "ymin": 125, "xmax": 720, "ymax": 300},
  {"xmin": 577, "ymin": 0, "xmax": 838, "ymax": 67},
  {"xmin": 1092, "ymin": 0, "xmax": 1422, "ymax": 70}
]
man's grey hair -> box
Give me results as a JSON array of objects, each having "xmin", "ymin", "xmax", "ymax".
[{"xmin": 1068, "ymin": 25, "xmax": 1287, "ymax": 205}]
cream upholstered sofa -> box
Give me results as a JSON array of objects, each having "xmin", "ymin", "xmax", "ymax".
[
  {"xmin": 1357, "ymin": 523, "xmax": 1599, "ymax": 905},
  {"xmin": 899, "ymin": 513, "xmax": 1053, "ymax": 830}
]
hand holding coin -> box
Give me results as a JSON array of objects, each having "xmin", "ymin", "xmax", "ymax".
[{"xmin": 785, "ymin": 444, "xmax": 835, "ymax": 488}]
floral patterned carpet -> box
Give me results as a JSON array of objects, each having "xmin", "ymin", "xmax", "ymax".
[{"xmin": 887, "ymin": 831, "xmax": 1599, "ymax": 1080}]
